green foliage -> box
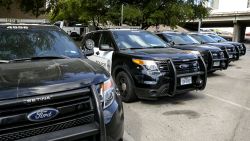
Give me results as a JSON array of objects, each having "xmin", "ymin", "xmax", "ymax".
[
  {"xmin": 20, "ymin": 0, "xmax": 46, "ymax": 17},
  {"xmin": 0, "ymin": 0, "xmax": 209, "ymax": 28},
  {"xmin": 123, "ymin": 5, "xmax": 142, "ymax": 25},
  {"xmin": 7, "ymin": 0, "xmax": 209, "ymax": 29},
  {"xmin": 0, "ymin": 0, "xmax": 12, "ymax": 9},
  {"xmin": 49, "ymin": 0, "xmax": 110, "ymax": 25}
]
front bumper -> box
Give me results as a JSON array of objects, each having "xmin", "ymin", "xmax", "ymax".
[
  {"xmin": 133, "ymin": 57, "xmax": 207, "ymax": 99},
  {"xmin": 226, "ymin": 47, "xmax": 240, "ymax": 62},
  {"xmin": 105, "ymin": 95, "xmax": 124, "ymax": 141},
  {"xmin": 206, "ymin": 50, "xmax": 229, "ymax": 72},
  {"xmin": 240, "ymin": 44, "xmax": 247, "ymax": 55},
  {"xmin": 18, "ymin": 123, "xmax": 100, "ymax": 141}
]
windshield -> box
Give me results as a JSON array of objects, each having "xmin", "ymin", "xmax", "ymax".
[
  {"xmin": 208, "ymin": 34, "xmax": 227, "ymax": 42},
  {"xmin": 0, "ymin": 28, "xmax": 82, "ymax": 61},
  {"xmin": 190, "ymin": 34, "xmax": 217, "ymax": 43},
  {"xmin": 164, "ymin": 33, "xmax": 200, "ymax": 45},
  {"xmin": 112, "ymin": 30, "xmax": 168, "ymax": 49}
]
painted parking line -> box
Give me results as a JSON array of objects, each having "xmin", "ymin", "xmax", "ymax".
[{"xmin": 205, "ymin": 94, "xmax": 250, "ymax": 111}]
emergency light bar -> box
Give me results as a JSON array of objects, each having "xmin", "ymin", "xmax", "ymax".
[
  {"xmin": 100, "ymin": 26, "xmax": 141, "ymax": 30},
  {"xmin": 0, "ymin": 18, "xmax": 50, "ymax": 24}
]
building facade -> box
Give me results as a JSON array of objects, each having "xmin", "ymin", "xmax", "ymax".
[{"xmin": 207, "ymin": 0, "xmax": 250, "ymax": 12}]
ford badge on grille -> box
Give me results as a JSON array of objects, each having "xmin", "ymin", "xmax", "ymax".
[{"xmin": 27, "ymin": 108, "xmax": 59, "ymax": 122}]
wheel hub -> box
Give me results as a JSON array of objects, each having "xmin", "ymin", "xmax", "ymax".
[{"xmin": 121, "ymin": 83, "xmax": 127, "ymax": 91}]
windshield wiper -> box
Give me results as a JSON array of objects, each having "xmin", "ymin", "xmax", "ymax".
[
  {"xmin": 147, "ymin": 46, "xmax": 166, "ymax": 48},
  {"xmin": 127, "ymin": 47, "xmax": 146, "ymax": 50},
  {"xmin": 10, "ymin": 56, "xmax": 69, "ymax": 62},
  {"xmin": 176, "ymin": 44, "xmax": 187, "ymax": 45}
]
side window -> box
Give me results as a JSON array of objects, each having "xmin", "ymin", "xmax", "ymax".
[{"xmin": 99, "ymin": 32, "xmax": 115, "ymax": 49}]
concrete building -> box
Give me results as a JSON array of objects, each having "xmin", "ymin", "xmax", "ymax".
[
  {"xmin": 207, "ymin": 0, "xmax": 250, "ymax": 12},
  {"xmin": 185, "ymin": 0, "xmax": 250, "ymax": 42}
]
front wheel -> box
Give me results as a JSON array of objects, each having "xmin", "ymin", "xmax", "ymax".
[{"xmin": 115, "ymin": 71, "xmax": 137, "ymax": 102}]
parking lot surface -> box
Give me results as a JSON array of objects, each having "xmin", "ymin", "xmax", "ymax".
[{"xmin": 123, "ymin": 44, "xmax": 250, "ymax": 141}]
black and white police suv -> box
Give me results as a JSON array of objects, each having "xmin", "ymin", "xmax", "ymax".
[
  {"xmin": 82, "ymin": 29, "xmax": 207, "ymax": 102},
  {"xmin": 206, "ymin": 33, "xmax": 246, "ymax": 56},
  {"xmin": 189, "ymin": 33, "xmax": 240, "ymax": 61},
  {"xmin": 0, "ymin": 23, "xmax": 124, "ymax": 141},
  {"xmin": 156, "ymin": 32, "xmax": 229, "ymax": 73}
]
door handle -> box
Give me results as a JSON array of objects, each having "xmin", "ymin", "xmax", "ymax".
[{"xmin": 96, "ymin": 51, "xmax": 100, "ymax": 55}]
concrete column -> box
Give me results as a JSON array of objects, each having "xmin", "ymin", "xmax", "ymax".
[{"xmin": 233, "ymin": 22, "xmax": 246, "ymax": 42}]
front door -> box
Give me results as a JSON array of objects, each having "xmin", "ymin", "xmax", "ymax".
[{"xmin": 87, "ymin": 31, "xmax": 115, "ymax": 73}]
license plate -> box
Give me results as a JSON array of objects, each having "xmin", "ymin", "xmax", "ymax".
[
  {"xmin": 213, "ymin": 61, "xmax": 220, "ymax": 67},
  {"xmin": 229, "ymin": 54, "xmax": 233, "ymax": 58},
  {"xmin": 180, "ymin": 77, "xmax": 192, "ymax": 85}
]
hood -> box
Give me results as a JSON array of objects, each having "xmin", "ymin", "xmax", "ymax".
[
  {"xmin": 206, "ymin": 43, "xmax": 235, "ymax": 49},
  {"xmin": 174, "ymin": 44, "xmax": 221, "ymax": 52},
  {"xmin": 120, "ymin": 47, "xmax": 198, "ymax": 61},
  {"xmin": 222, "ymin": 41, "xmax": 241, "ymax": 46},
  {"xmin": 0, "ymin": 58, "xmax": 109, "ymax": 100}
]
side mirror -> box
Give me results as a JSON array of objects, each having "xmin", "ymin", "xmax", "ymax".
[
  {"xmin": 170, "ymin": 41, "xmax": 175, "ymax": 46},
  {"xmin": 200, "ymin": 41, "xmax": 205, "ymax": 44},
  {"xmin": 100, "ymin": 44, "xmax": 114, "ymax": 51},
  {"xmin": 218, "ymin": 39, "xmax": 221, "ymax": 42},
  {"xmin": 82, "ymin": 39, "xmax": 95, "ymax": 56}
]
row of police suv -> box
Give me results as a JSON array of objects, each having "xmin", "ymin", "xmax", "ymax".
[
  {"xmin": 0, "ymin": 21, "xmax": 245, "ymax": 141},
  {"xmin": 82, "ymin": 29, "xmax": 246, "ymax": 103}
]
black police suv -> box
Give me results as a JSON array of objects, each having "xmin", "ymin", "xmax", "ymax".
[
  {"xmin": 82, "ymin": 29, "xmax": 207, "ymax": 102},
  {"xmin": 189, "ymin": 33, "xmax": 240, "ymax": 61},
  {"xmin": 156, "ymin": 32, "xmax": 229, "ymax": 72},
  {"xmin": 0, "ymin": 24, "xmax": 124, "ymax": 141},
  {"xmin": 207, "ymin": 34, "xmax": 246, "ymax": 56}
]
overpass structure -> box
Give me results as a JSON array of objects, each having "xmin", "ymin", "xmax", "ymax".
[{"xmin": 184, "ymin": 11, "xmax": 250, "ymax": 42}]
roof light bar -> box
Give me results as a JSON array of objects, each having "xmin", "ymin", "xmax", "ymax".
[{"xmin": 0, "ymin": 18, "xmax": 50, "ymax": 24}]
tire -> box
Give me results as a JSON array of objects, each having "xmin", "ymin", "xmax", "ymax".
[{"xmin": 115, "ymin": 71, "xmax": 137, "ymax": 102}]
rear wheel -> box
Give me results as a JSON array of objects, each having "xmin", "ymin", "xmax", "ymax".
[{"xmin": 115, "ymin": 71, "xmax": 137, "ymax": 102}]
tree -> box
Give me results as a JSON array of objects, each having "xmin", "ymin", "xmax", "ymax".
[
  {"xmin": 49, "ymin": 0, "xmax": 110, "ymax": 26},
  {"xmin": 0, "ymin": 0, "xmax": 12, "ymax": 9},
  {"xmin": 113, "ymin": 0, "xmax": 210, "ymax": 29},
  {"xmin": 19, "ymin": 0, "xmax": 47, "ymax": 18},
  {"xmin": 0, "ymin": 0, "xmax": 48, "ymax": 18},
  {"xmin": 48, "ymin": 0, "xmax": 209, "ymax": 29}
]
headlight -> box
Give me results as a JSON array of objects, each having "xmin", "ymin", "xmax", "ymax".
[
  {"xmin": 190, "ymin": 51, "xmax": 201, "ymax": 56},
  {"xmin": 99, "ymin": 78, "xmax": 115, "ymax": 109},
  {"xmin": 212, "ymin": 53, "xmax": 218, "ymax": 57},
  {"xmin": 132, "ymin": 59, "xmax": 159, "ymax": 71}
]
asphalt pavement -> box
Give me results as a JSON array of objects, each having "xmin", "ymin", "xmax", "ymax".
[{"xmin": 123, "ymin": 44, "xmax": 250, "ymax": 141}]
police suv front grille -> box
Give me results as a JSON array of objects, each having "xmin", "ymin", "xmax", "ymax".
[
  {"xmin": 157, "ymin": 61, "xmax": 169, "ymax": 72},
  {"xmin": 173, "ymin": 60, "xmax": 199, "ymax": 74},
  {"xmin": 0, "ymin": 88, "xmax": 97, "ymax": 140},
  {"xmin": 211, "ymin": 51, "xmax": 224, "ymax": 59},
  {"xmin": 0, "ymin": 115, "xmax": 94, "ymax": 141}
]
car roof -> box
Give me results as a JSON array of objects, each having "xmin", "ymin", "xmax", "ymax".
[
  {"xmin": 160, "ymin": 31, "xmax": 179, "ymax": 34},
  {"xmin": 87, "ymin": 29, "xmax": 145, "ymax": 34}
]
